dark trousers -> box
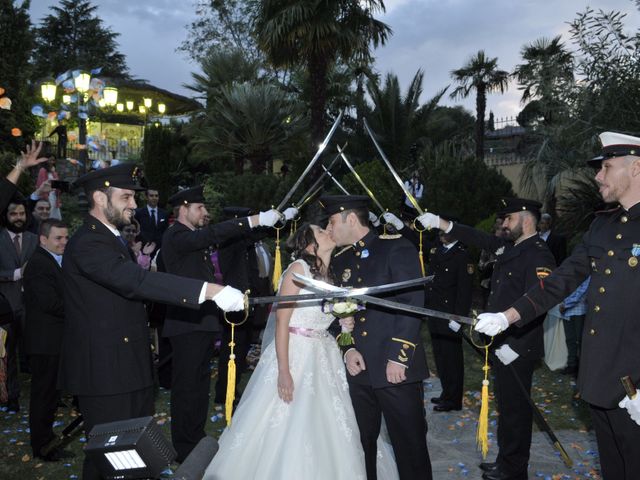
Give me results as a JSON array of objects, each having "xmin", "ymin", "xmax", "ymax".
[
  {"xmin": 28, "ymin": 354, "xmax": 60, "ymax": 455},
  {"xmin": 349, "ymin": 381, "xmax": 432, "ymax": 480},
  {"xmin": 214, "ymin": 317, "xmax": 249, "ymax": 404},
  {"xmin": 494, "ymin": 355, "xmax": 536, "ymax": 475},
  {"xmin": 78, "ymin": 387, "xmax": 154, "ymax": 480},
  {"xmin": 4, "ymin": 321, "xmax": 20, "ymax": 402},
  {"xmin": 563, "ymin": 315, "xmax": 584, "ymax": 368},
  {"xmin": 590, "ymin": 404, "xmax": 640, "ymax": 479},
  {"xmin": 169, "ymin": 331, "xmax": 216, "ymax": 462},
  {"xmin": 429, "ymin": 329, "xmax": 463, "ymax": 406}
]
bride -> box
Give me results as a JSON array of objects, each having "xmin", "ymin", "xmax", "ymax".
[{"xmin": 203, "ymin": 223, "xmax": 397, "ymax": 479}]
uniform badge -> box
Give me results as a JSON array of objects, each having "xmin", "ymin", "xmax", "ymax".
[
  {"xmin": 342, "ymin": 268, "xmax": 352, "ymax": 282},
  {"xmin": 495, "ymin": 246, "xmax": 505, "ymax": 256},
  {"xmin": 430, "ymin": 247, "xmax": 437, "ymax": 254},
  {"xmin": 361, "ymin": 249, "xmax": 369, "ymax": 259},
  {"xmin": 536, "ymin": 267, "xmax": 552, "ymax": 280},
  {"xmin": 467, "ymin": 264, "xmax": 475, "ymax": 275},
  {"xmin": 536, "ymin": 267, "xmax": 552, "ymax": 289}
]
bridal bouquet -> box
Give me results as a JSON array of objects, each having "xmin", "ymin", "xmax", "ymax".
[{"xmin": 322, "ymin": 299, "xmax": 364, "ymax": 346}]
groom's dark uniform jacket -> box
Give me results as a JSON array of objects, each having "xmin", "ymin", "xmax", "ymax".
[{"xmin": 332, "ymin": 229, "xmax": 428, "ymax": 386}]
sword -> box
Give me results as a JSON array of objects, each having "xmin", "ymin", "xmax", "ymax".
[
  {"xmin": 276, "ymin": 110, "xmax": 345, "ymax": 210},
  {"xmin": 363, "ymin": 118, "xmax": 424, "ymax": 215},
  {"xmin": 294, "ymin": 146, "xmax": 345, "ymax": 208},
  {"xmin": 321, "ymin": 164, "xmax": 351, "ymax": 195},
  {"xmin": 336, "ymin": 145, "xmax": 385, "ymax": 214},
  {"xmin": 247, "ymin": 274, "xmax": 432, "ymax": 306}
]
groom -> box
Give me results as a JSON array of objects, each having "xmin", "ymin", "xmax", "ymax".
[{"xmin": 321, "ymin": 195, "xmax": 432, "ymax": 480}]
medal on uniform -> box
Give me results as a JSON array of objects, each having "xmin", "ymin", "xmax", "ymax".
[
  {"xmin": 361, "ymin": 249, "xmax": 369, "ymax": 259},
  {"xmin": 629, "ymin": 244, "xmax": 640, "ymax": 267},
  {"xmin": 342, "ymin": 268, "xmax": 351, "ymax": 282}
]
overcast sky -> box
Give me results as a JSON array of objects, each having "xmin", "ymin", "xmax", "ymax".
[{"xmin": 29, "ymin": 0, "xmax": 640, "ymax": 120}]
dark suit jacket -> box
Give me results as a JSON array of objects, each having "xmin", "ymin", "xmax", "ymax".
[
  {"xmin": 451, "ymin": 224, "xmax": 556, "ymax": 358},
  {"xmin": 425, "ymin": 241, "xmax": 474, "ymax": 336},
  {"xmin": 134, "ymin": 206, "xmax": 169, "ymax": 247},
  {"xmin": 59, "ymin": 215, "xmax": 205, "ymax": 396},
  {"xmin": 513, "ymin": 204, "xmax": 640, "ymax": 408},
  {"xmin": 332, "ymin": 229, "xmax": 428, "ymax": 388},
  {"xmin": 544, "ymin": 231, "xmax": 567, "ymax": 266},
  {"xmin": 160, "ymin": 218, "xmax": 252, "ymax": 337},
  {"xmin": 23, "ymin": 246, "xmax": 65, "ymax": 355},
  {"xmin": 0, "ymin": 228, "xmax": 38, "ymax": 313}
]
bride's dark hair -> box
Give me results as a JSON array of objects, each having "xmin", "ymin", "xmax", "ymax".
[{"xmin": 286, "ymin": 222, "xmax": 331, "ymax": 281}]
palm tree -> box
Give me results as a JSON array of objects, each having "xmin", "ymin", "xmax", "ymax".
[
  {"xmin": 255, "ymin": 0, "xmax": 391, "ymax": 147},
  {"xmin": 513, "ymin": 36, "xmax": 574, "ymax": 127},
  {"xmin": 190, "ymin": 82, "xmax": 307, "ymax": 174},
  {"xmin": 450, "ymin": 50, "xmax": 509, "ymax": 160},
  {"xmin": 367, "ymin": 69, "xmax": 446, "ymax": 171}
]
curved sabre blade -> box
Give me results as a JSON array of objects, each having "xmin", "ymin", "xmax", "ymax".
[{"xmin": 277, "ymin": 110, "xmax": 345, "ymax": 210}]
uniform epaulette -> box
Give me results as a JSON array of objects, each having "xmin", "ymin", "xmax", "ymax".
[{"xmin": 333, "ymin": 245, "xmax": 354, "ymax": 258}]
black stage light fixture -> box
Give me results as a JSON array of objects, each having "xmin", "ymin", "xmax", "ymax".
[{"xmin": 85, "ymin": 416, "xmax": 176, "ymax": 479}]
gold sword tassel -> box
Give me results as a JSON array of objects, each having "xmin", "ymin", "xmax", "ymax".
[{"xmin": 223, "ymin": 293, "xmax": 250, "ymax": 425}]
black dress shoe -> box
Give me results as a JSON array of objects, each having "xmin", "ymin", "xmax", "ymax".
[
  {"xmin": 433, "ymin": 401, "xmax": 462, "ymax": 412},
  {"xmin": 482, "ymin": 466, "xmax": 527, "ymax": 480},
  {"xmin": 430, "ymin": 396, "xmax": 443, "ymax": 404},
  {"xmin": 480, "ymin": 462, "xmax": 498, "ymax": 472},
  {"xmin": 36, "ymin": 449, "xmax": 75, "ymax": 462}
]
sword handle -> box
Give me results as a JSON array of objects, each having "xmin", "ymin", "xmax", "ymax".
[{"xmin": 621, "ymin": 376, "xmax": 637, "ymax": 399}]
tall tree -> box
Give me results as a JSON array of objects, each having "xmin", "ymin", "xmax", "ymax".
[
  {"xmin": 255, "ymin": 0, "xmax": 391, "ymax": 147},
  {"xmin": 32, "ymin": 0, "xmax": 129, "ymax": 80},
  {"xmin": 0, "ymin": 0, "xmax": 36, "ymax": 153},
  {"xmin": 513, "ymin": 36, "xmax": 574, "ymax": 127},
  {"xmin": 366, "ymin": 70, "xmax": 446, "ymax": 171},
  {"xmin": 179, "ymin": 0, "xmax": 263, "ymax": 64},
  {"xmin": 450, "ymin": 50, "xmax": 509, "ymax": 161}
]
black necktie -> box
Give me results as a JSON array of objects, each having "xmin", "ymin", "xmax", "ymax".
[
  {"xmin": 150, "ymin": 209, "xmax": 156, "ymax": 226},
  {"xmin": 13, "ymin": 234, "xmax": 21, "ymax": 258},
  {"xmin": 117, "ymin": 235, "xmax": 127, "ymax": 247}
]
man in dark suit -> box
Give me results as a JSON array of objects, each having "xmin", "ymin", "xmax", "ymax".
[
  {"xmin": 161, "ymin": 190, "xmax": 292, "ymax": 462},
  {"xmin": 419, "ymin": 198, "xmax": 556, "ymax": 480},
  {"xmin": 323, "ymin": 195, "xmax": 432, "ymax": 480},
  {"xmin": 426, "ymin": 218, "xmax": 474, "ymax": 412},
  {"xmin": 59, "ymin": 165, "xmax": 248, "ymax": 480},
  {"xmin": 0, "ymin": 198, "xmax": 38, "ymax": 412},
  {"xmin": 23, "ymin": 219, "xmax": 69, "ymax": 461},
  {"xmin": 538, "ymin": 213, "xmax": 567, "ymax": 266},
  {"xmin": 134, "ymin": 188, "xmax": 168, "ymax": 250}
]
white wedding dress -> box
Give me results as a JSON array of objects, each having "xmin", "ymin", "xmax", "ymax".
[{"xmin": 203, "ymin": 260, "xmax": 398, "ymax": 480}]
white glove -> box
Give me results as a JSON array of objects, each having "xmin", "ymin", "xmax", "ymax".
[
  {"xmin": 475, "ymin": 312, "xmax": 509, "ymax": 336},
  {"xmin": 212, "ymin": 285, "xmax": 246, "ymax": 312},
  {"xmin": 383, "ymin": 212, "xmax": 404, "ymax": 230},
  {"xmin": 448, "ymin": 320, "xmax": 461, "ymax": 333},
  {"xmin": 258, "ymin": 209, "xmax": 283, "ymax": 227},
  {"xmin": 368, "ymin": 211, "xmax": 380, "ymax": 227},
  {"xmin": 417, "ymin": 212, "xmax": 440, "ymax": 230},
  {"xmin": 495, "ymin": 344, "xmax": 519, "ymax": 365},
  {"xmin": 283, "ymin": 207, "xmax": 298, "ymax": 221},
  {"xmin": 619, "ymin": 395, "xmax": 640, "ymax": 426}
]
